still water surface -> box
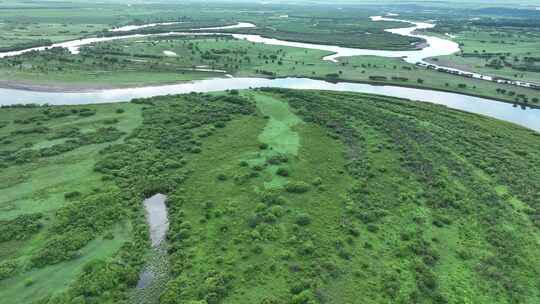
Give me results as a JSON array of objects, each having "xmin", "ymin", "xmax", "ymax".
[
  {"xmin": 1, "ymin": 77, "xmax": 538, "ymax": 132},
  {"xmin": 132, "ymin": 194, "xmax": 170, "ymax": 304}
]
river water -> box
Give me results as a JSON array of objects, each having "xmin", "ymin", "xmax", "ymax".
[
  {"xmin": 0, "ymin": 16, "xmax": 536, "ymax": 89},
  {"xmin": 0, "ymin": 22, "xmax": 256, "ymax": 57},
  {"xmin": 0, "ymin": 17, "xmax": 539, "ymax": 132},
  {"xmin": 1, "ymin": 77, "xmax": 539, "ymax": 132}
]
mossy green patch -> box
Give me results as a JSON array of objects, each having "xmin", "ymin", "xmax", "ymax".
[
  {"xmin": 0, "ymin": 224, "xmax": 130, "ymax": 304},
  {"xmin": 254, "ymin": 93, "xmax": 302, "ymax": 156}
]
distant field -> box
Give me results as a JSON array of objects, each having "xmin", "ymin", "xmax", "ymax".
[
  {"xmin": 0, "ymin": 35, "xmax": 537, "ymax": 104},
  {"xmin": 428, "ymin": 27, "xmax": 540, "ymax": 84},
  {"xmin": 1, "ymin": 0, "xmax": 538, "ymax": 105},
  {"xmin": 0, "ymin": 1, "xmax": 418, "ymax": 51}
]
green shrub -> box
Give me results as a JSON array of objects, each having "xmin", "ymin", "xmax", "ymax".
[
  {"xmin": 0, "ymin": 213, "xmax": 43, "ymax": 242},
  {"xmin": 367, "ymin": 224, "xmax": 379, "ymax": 233},
  {"xmin": 298, "ymin": 240, "xmax": 315, "ymax": 255},
  {"xmin": 276, "ymin": 168, "xmax": 289, "ymax": 177},
  {"xmin": 286, "ymin": 182, "xmax": 310, "ymax": 194},
  {"xmin": 295, "ymin": 213, "xmax": 311, "ymax": 226},
  {"xmin": 103, "ymin": 118, "xmax": 119, "ymax": 125},
  {"xmin": 214, "ymin": 122, "xmax": 226, "ymax": 128},
  {"xmin": 267, "ymin": 154, "xmax": 288, "ymax": 165},
  {"xmin": 64, "ymin": 191, "xmax": 82, "ymax": 200},
  {"xmin": 24, "ymin": 278, "xmax": 35, "ymax": 287},
  {"xmin": 0, "ymin": 260, "xmax": 18, "ymax": 280},
  {"xmin": 290, "ymin": 280, "xmax": 311, "ymax": 294},
  {"xmin": 252, "ymin": 164, "xmax": 265, "ymax": 171},
  {"xmin": 291, "ymin": 289, "xmax": 316, "ymax": 304},
  {"xmin": 78, "ymin": 109, "xmax": 96, "ymax": 117},
  {"xmin": 190, "ymin": 147, "xmax": 202, "ymax": 153}
]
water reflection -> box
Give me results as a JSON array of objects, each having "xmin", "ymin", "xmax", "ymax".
[
  {"xmin": 1, "ymin": 77, "xmax": 538, "ymax": 132},
  {"xmin": 132, "ymin": 194, "xmax": 169, "ymax": 304}
]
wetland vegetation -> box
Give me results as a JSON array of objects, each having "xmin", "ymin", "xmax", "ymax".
[
  {"xmin": 1, "ymin": 1, "xmax": 540, "ymax": 303},
  {"xmin": 0, "ymin": 0, "xmax": 538, "ymax": 104},
  {"xmin": 2, "ymin": 88, "xmax": 540, "ymax": 303}
]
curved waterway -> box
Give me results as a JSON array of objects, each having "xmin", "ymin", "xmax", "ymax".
[
  {"xmin": 1, "ymin": 77, "xmax": 539, "ymax": 132},
  {"xmin": 0, "ymin": 16, "xmax": 536, "ymax": 88},
  {"xmin": 0, "ymin": 22, "xmax": 256, "ymax": 57},
  {"xmin": 132, "ymin": 193, "xmax": 170, "ymax": 304}
]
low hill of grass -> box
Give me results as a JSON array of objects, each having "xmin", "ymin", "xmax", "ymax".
[{"xmin": 1, "ymin": 89, "xmax": 539, "ymax": 304}]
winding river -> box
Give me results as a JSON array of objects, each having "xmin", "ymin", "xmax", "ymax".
[
  {"xmin": 1, "ymin": 77, "xmax": 539, "ymax": 132},
  {"xmin": 0, "ymin": 15, "xmax": 536, "ymax": 88},
  {"xmin": 0, "ymin": 15, "xmax": 536, "ymax": 303},
  {"xmin": 0, "ymin": 16, "xmax": 539, "ymax": 132}
]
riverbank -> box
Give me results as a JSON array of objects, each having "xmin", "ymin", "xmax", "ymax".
[
  {"xmin": 0, "ymin": 79, "xmax": 195, "ymax": 93},
  {"xmin": 2, "ymin": 77, "xmax": 539, "ymax": 133},
  {"xmin": 1, "ymin": 75, "xmax": 537, "ymax": 109},
  {"xmin": 306, "ymin": 76, "xmax": 540, "ymax": 109},
  {"xmin": 1, "ymin": 15, "xmax": 535, "ymax": 95}
]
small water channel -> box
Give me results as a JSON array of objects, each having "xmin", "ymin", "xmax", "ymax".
[{"xmin": 131, "ymin": 194, "xmax": 170, "ymax": 304}]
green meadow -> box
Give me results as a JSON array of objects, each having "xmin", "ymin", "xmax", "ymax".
[
  {"xmin": 1, "ymin": 1, "xmax": 540, "ymax": 303},
  {"xmin": 1, "ymin": 89, "xmax": 540, "ymax": 303}
]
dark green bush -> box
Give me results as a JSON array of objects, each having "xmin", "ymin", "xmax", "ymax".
[
  {"xmin": 295, "ymin": 213, "xmax": 311, "ymax": 226},
  {"xmin": 286, "ymin": 182, "xmax": 310, "ymax": 194},
  {"xmin": 0, "ymin": 213, "xmax": 43, "ymax": 242},
  {"xmin": 276, "ymin": 168, "xmax": 289, "ymax": 177}
]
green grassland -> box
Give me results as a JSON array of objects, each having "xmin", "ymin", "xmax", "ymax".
[
  {"xmin": 0, "ymin": 0, "xmax": 418, "ymax": 52},
  {"xmin": 0, "ymin": 2, "xmax": 159, "ymax": 51},
  {"xmin": 1, "ymin": 1, "xmax": 538, "ymax": 105},
  {"xmin": 0, "ymin": 102, "xmax": 144, "ymax": 303},
  {"xmin": 411, "ymin": 6, "xmax": 540, "ymax": 86},
  {"xmin": 1, "ymin": 35, "xmax": 537, "ymax": 104},
  {"xmin": 225, "ymin": 13, "xmax": 421, "ymax": 50},
  {"xmin": 427, "ymin": 26, "xmax": 540, "ymax": 84},
  {"xmin": 1, "ymin": 89, "xmax": 540, "ymax": 303}
]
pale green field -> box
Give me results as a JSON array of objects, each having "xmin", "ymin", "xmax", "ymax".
[
  {"xmin": 429, "ymin": 28, "xmax": 540, "ymax": 83},
  {"xmin": 1, "ymin": 36, "xmax": 537, "ymax": 104},
  {"xmin": 0, "ymin": 102, "xmax": 143, "ymax": 304}
]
